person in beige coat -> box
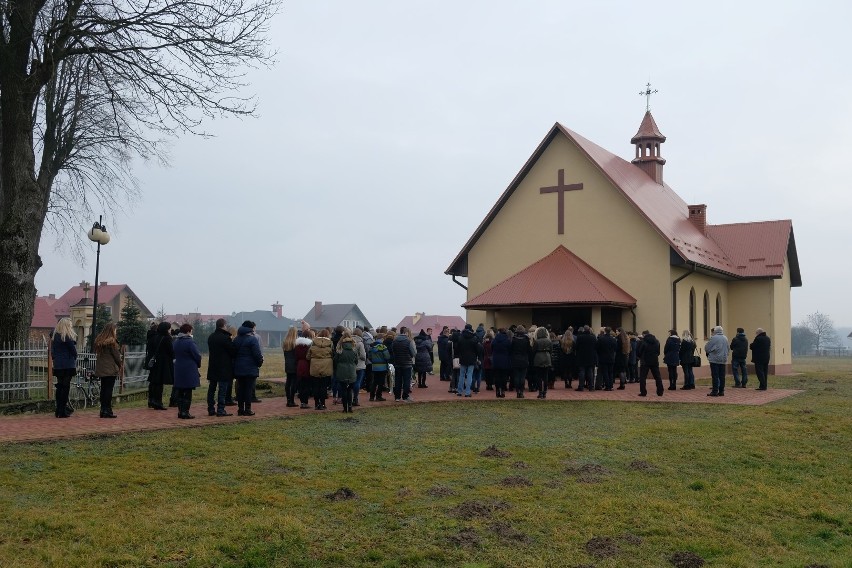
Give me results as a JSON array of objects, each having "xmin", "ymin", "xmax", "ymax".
[
  {"xmin": 307, "ymin": 329, "xmax": 334, "ymax": 410},
  {"xmin": 94, "ymin": 323, "xmax": 123, "ymax": 418}
]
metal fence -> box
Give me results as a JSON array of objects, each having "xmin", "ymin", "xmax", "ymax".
[{"xmin": 0, "ymin": 341, "xmax": 149, "ymax": 403}]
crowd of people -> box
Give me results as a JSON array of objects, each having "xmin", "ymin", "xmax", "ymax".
[{"xmin": 49, "ymin": 316, "xmax": 773, "ymax": 419}]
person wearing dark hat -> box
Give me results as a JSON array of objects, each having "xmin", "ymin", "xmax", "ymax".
[
  {"xmin": 730, "ymin": 327, "xmax": 749, "ymax": 388},
  {"xmin": 663, "ymin": 329, "xmax": 681, "ymax": 390},
  {"xmin": 637, "ymin": 330, "xmax": 664, "ymax": 397},
  {"xmin": 233, "ymin": 320, "xmax": 263, "ymax": 415},
  {"xmin": 750, "ymin": 328, "xmax": 771, "ymax": 390},
  {"xmin": 145, "ymin": 321, "xmax": 174, "ymax": 410},
  {"xmin": 456, "ymin": 324, "xmax": 481, "ymax": 397}
]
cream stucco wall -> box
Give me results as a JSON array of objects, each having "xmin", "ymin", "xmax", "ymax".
[{"xmin": 466, "ymin": 132, "xmax": 671, "ymax": 333}]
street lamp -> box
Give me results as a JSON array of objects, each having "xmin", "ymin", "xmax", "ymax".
[{"xmin": 87, "ymin": 216, "xmax": 110, "ymax": 350}]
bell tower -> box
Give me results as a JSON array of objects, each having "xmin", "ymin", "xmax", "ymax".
[{"xmin": 631, "ymin": 110, "xmax": 666, "ymax": 184}]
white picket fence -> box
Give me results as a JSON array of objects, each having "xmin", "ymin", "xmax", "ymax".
[{"xmin": 0, "ymin": 341, "xmax": 149, "ymax": 403}]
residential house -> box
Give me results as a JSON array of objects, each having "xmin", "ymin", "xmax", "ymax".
[{"xmin": 301, "ymin": 301, "xmax": 372, "ymax": 332}]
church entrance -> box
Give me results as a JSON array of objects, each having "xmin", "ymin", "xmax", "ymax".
[{"xmin": 532, "ymin": 307, "xmax": 592, "ymax": 333}]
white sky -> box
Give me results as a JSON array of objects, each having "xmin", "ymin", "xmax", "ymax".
[{"xmin": 34, "ymin": 0, "xmax": 852, "ymax": 328}]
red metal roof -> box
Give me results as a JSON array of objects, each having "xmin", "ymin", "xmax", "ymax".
[
  {"xmin": 706, "ymin": 220, "xmax": 797, "ymax": 281},
  {"xmin": 463, "ymin": 246, "xmax": 636, "ymax": 309},
  {"xmin": 31, "ymin": 297, "xmax": 59, "ymax": 329},
  {"xmin": 395, "ymin": 314, "xmax": 467, "ymax": 339},
  {"xmin": 631, "ymin": 110, "xmax": 666, "ymax": 142},
  {"xmin": 446, "ymin": 118, "xmax": 800, "ymax": 287}
]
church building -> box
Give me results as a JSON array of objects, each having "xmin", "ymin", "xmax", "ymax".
[{"xmin": 445, "ymin": 111, "xmax": 801, "ymax": 374}]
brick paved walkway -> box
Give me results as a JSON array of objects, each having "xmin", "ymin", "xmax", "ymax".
[{"xmin": 0, "ymin": 379, "xmax": 802, "ymax": 444}]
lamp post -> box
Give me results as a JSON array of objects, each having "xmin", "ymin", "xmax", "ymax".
[{"xmin": 87, "ymin": 216, "xmax": 110, "ymax": 350}]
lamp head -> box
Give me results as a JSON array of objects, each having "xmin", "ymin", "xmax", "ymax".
[{"xmin": 88, "ymin": 223, "xmax": 110, "ymax": 245}]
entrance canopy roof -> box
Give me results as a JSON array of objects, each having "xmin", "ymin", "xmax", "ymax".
[{"xmin": 463, "ymin": 246, "xmax": 637, "ymax": 309}]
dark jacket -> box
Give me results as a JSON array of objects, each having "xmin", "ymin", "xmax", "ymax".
[
  {"xmin": 750, "ymin": 332, "xmax": 771, "ymax": 365},
  {"xmin": 173, "ymin": 334, "xmax": 202, "ymax": 389},
  {"xmin": 295, "ymin": 337, "xmax": 312, "ymax": 379},
  {"xmin": 334, "ymin": 337, "xmax": 358, "ymax": 384},
  {"xmin": 491, "ymin": 331, "xmax": 511, "ymax": 370},
  {"xmin": 679, "ymin": 339, "xmax": 696, "ymax": 366},
  {"xmin": 283, "ymin": 348, "xmax": 297, "ymax": 375},
  {"xmin": 730, "ymin": 333, "xmax": 749, "ymax": 360},
  {"xmin": 575, "ymin": 330, "xmax": 597, "ymax": 367},
  {"xmin": 414, "ymin": 333, "xmax": 434, "ymax": 372},
  {"xmin": 437, "ymin": 334, "xmax": 451, "ymax": 361},
  {"xmin": 637, "ymin": 333, "xmax": 660, "ymax": 366},
  {"xmin": 533, "ymin": 337, "xmax": 553, "ymax": 368},
  {"xmin": 595, "ymin": 333, "xmax": 617, "ymax": 365},
  {"xmin": 456, "ymin": 329, "xmax": 481, "ymax": 366},
  {"xmin": 510, "ymin": 332, "xmax": 532, "ymax": 369},
  {"xmin": 663, "ymin": 335, "xmax": 682, "ymax": 366},
  {"xmin": 94, "ymin": 342, "xmax": 122, "ymax": 377},
  {"xmin": 369, "ymin": 342, "xmax": 392, "ymax": 372},
  {"xmin": 233, "ymin": 326, "xmax": 263, "ymax": 377},
  {"xmin": 391, "ymin": 335, "xmax": 416, "ymax": 368},
  {"xmin": 207, "ymin": 327, "xmax": 235, "ymax": 382},
  {"xmin": 475, "ymin": 324, "xmax": 486, "ymax": 342},
  {"xmin": 51, "ymin": 333, "xmax": 78, "ymax": 371},
  {"xmin": 146, "ymin": 324, "xmax": 174, "ymax": 385}
]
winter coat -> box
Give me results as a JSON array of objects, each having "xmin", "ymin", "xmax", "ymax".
[
  {"xmin": 575, "ymin": 330, "xmax": 597, "ymax": 367},
  {"xmin": 233, "ymin": 327, "xmax": 263, "ymax": 377},
  {"xmin": 51, "ymin": 333, "xmax": 78, "ymax": 371},
  {"xmin": 750, "ymin": 332, "xmax": 771, "ymax": 365},
  {"xmin": 370, "ymin": 342, "xmax": 392, "ymax": 372},
  {"xmin": 391, "ymin": 335, "xmax": 416, "ymax": 368},
  {"xmin": 482, "ymin": 338, "xmax": 494, "ymax": 370},
  {"xmin": 334, "ymin": 337, "xmax": 358, "ymax": 384},
  {"xmin": 437, "ymin": 334, "xmax": 452, "ymax": 361},
  {"xmin": 679, "ymin": 339, "xmax": 696, "ymax": 366},
  {"xmin": 207, "ymin": 327, "xmax": 236, "ymax": 382},
  {"xmin": 705, "ymin": 332, "xmax": 730, "ymax": 364},
  {"xmin": 628, "ymin": 337, "xmax": 639, "ymax": 365},
  {"xmin": 532, "ymin": 337, "xmax": 553, "ymax": 368},
  {"xmin": 94, "ymin": 342, "xmax": 122, "ymax": 377},
  {"xmin": 456, "ymin": 329, "xmax": 481, "ymax": 366},
  {"xmin": 730, "ymin": 333, "xmax": 749, "ymax": 360},
  {"xmin": 637, "ymin": 334, "xmax": 661, "ymax": 366},
  {"xmin": 663, "ymin": 335, "xmax": 682, "ymax": 366},
  {"xmin": 295, "ymin": 337, "xmax": 312, "ymax": 379},
  {"xmin": 414, "ymin": 334, "xmax": 434, "ymax": 373},
  {"xmin": 173, "ymin": 334, "xmax": 202, "ymax": 389},
  {"xmin": 491, "ymin": 331, "xmax": 511, "ymax": 370},
  {"xmin": 283, "ymin": 348, "xmax": 297, "ymax": 375},
  {"xmin": 510, "ymin": 332, "xmax": 532, "ymax": 369},
  {"xmin": 595, "ymin": 334, "xmax": 617, "ymax": 365},
  {"xmin": 146, "ymin": 328, "xmax": 174, "ymax": 385},
  {"xmin": 353, "ymin": 335, "xmax": 368, "ymax": 371},
  {"xmin": 307, "ymin": 336, "xmax": 334, "ymax": 378},
  {"xmin": 475, "ymin": 324, "xmax": 486, "ymax": 342}
]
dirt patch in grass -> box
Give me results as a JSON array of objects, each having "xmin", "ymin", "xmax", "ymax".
[
  {"xmin": 451, "ymin": 499, "xmax": 511, "ymax": 520},
  {"xmin": 447, "ymin": 527, "xmax": 480, "ymax": 548},
  {"xmin": 489, "ymin": 521, "xmax": 532, "ymax": 544},
  {"xmin": 397, "ymin": 487, "xmax": 412, "ymax": 497},
  {"xmin": 480, "ymin": 445, "xmax": 512, "ymax": 458},
  {"xmin": 428, "ymin": 485, "xmax": 455, "ymax": 497},
  {"xmin": 669, "ymin": 551, "xmax": 705, "ymax": 568},
  {"xmin": 619, "ymin": 533, "xmax": 643, "ymax": 546},
  {"xmin": 501, "ymin": 475, "xmax": 533, "ymax": 487},
  {"xmin": 585, "ymin": 536, "xmax": 619, "ymax": 558},
  {"xmin": 326, "ymin": 487, "xmax": 358, "ymax": 501},
  {"xmin": 511, "ymin": 461, "xmax": 529, "ymax": 469},
  {"xmin": 566, "ymin": 463, "xmax": 612, "ymax": 484},
  {"xmin": 629, "ymin": 460, "xmax": 659, "ymax": 473}
]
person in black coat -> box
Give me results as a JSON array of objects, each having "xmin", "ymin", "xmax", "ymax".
[
  {"xmin": 491, "ymin": 329, "xmax": 511, "ymax": 398},
  {"xmin": 637, "ymin": 330, "xmax": 664, "ymax": 397},
  {"xmin": 437, "ymin": 327, "xmax": 452, "ymax": 381},
  {"xmin": 207, "ymin": 318, "xmax": 236, "ymax": 416},
  {"xmin": 730, "ymin": 327, "xmax": 750, "ymax": 388},
  {"xmin": 509, "ymin": 326, "xmax": 532, "ymax": 398},
  {"xmin": 679, "ymin": 330, "xmax": 697, "ymax": 390},
  {"xmin": 574, "ymin": 326, "xmax": 597, "ymax": 391},
  {"xmin": 595, "ymin": 328, "xmax": 617, "ymax": 391},
  {"xmin": 662, "ymin": 330, "xmax": 682, "ymax": 390},
  {"xmin": 750, "ymin": 328, "xmax": 771, "ymax": 390},
  {"xmin": 145, "ymin": 322, "xmax": 174, "ymax": 410}
]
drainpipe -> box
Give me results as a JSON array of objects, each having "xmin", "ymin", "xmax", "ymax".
[
  {"xmin": 452, "ymin": 275, "xmax": 468, "ymax": 291},
  {"xmin": 671, "ymin": 262, "xmax": 697, "ymax": 330}
]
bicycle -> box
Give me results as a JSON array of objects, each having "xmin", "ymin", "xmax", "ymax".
[{"xmin": 68, "ymin": 369, "xmax": 101, "ymax": 410}]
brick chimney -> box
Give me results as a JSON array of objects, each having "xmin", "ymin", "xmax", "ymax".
[
  {"xmin": 413, "ymin": 312, "xmax": 424, "ymax": 325},
  {"xmin": 688, "ymin": 204, "xmax": 707, "ymax": 235},
  {"xmin": 272, "ymin": 301, "xmax": 283, "ymax": 318},
  {"xmin": 314, "ymin": 301, "xmax": 323, "ymax": 318}
]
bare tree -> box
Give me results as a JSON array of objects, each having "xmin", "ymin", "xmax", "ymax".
[
  {"xmin": 800, "ymin": 312, "xmax": 839, "ymax": 353},
  {"xmin": 0, "ymin": 0, "xmax": 279, "ymax": 346}
]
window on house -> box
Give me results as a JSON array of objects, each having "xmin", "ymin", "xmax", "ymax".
[
  {"xmin": 689, "ymin": 288, "xmax": 696, "ymax": 336},
  {"xmin": 715, "ymin": 293, "xmax": 722, "ymax": 327},
  {"xmin": 703, "ymin": 291, "xmax": 710, "ymax": 338}
]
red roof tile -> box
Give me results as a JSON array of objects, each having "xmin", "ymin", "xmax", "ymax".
[
  {"xmin": 395, "ymin": 315, "xmax": 467, "ymax": 339},
  {"xmin": 631, "ymin": 110, "xmax": 666, "ymax": 142},
  {"xmin": 706, "ymin": 220, "xmax": 800, "ymax": 283},
  {"xmin": 31, "ymin": 297, "xmax": 59, "ymax": 329},
  {"xmin": 50, "ymin": 283, "xmax": 152, "ymax": 318},
  {"xmin": 463, "ymin": 246, "xmax": 636, "ymax": 309}
]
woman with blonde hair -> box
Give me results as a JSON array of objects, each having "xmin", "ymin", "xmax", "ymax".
[
  {"xmin": 307, "ymin": 328, "xmax": 333, "ymax": 410},
  {"xmin": 51, "ymin": 318, "xmax": 78, "ymax": 418},
  {"xmin": 282, "ymin": 327, "xmax": 299, "ymax": 407},
  {"xmin": 94, "ymin": 322, "xmax": 122, "ymax": 418}
]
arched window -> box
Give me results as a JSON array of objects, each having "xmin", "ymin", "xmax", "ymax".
[
  {"xmin": 689, "ymin": 288, "xmax": 696, "ymax": 336},
  {"xmin": 703, "ymin": 291, "xmax": 710, "ymax": 338},
  {"xmin": 716, "ymin": 293, "xmax": 722, "ymax": 327}
]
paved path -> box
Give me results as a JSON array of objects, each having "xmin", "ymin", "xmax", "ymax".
[{"xmin": 0, "ymin": 379, "xmax": 802, "ymax": 444}]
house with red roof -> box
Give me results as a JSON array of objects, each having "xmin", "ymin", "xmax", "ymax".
[
  {"xmin": 446, "ymin": 110, "xmax": 800, "ymax": 375},
  {"xmin": 31, "ymin": 281, "xmax": 154, "ymax": 343},
  {"xmin": 395, "ymin": 313, "xmax": 467, "ymax": 340}
]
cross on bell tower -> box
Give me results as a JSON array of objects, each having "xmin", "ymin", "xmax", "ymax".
[{"xmin": 631, "ymin": 84, "xmax": 666, "ymax": 185}]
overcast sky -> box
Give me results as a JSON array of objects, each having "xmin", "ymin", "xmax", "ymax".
[{"xmin": 34, "ymin": 0, "xmax": 852, "ymax": 328}]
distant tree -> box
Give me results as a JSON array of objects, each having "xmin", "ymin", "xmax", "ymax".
[
  {"xmin": 800, "ymin": 312, "xmax": 839, "ymax": 353},
  {"xmin": 191, "ymin": 318, "xmax": 216, "ymax": 354},
  {"xmin": 156, "ymin": 306, "xmax": 167, "ymax": 323},
  {"xmin": 790, "ymin": 325, "xmax": 817, "ymax": 356},
  {"xmin": 117, "ymin": 298, "xmax": 148, "ymax": 346},
  {"xmin": 87, "ymin": 304, "xmax": 113, "ymax": 349}
]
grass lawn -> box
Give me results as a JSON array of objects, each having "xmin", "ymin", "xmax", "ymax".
[{"xmin": 0, "ymin": 358, "xmax": 849, "ymax": 567}]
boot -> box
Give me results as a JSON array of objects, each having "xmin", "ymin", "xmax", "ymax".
[
  {"xmin": 352, "ymin": 393, "xmax": 360, "ymax": 407},
  {"xmin": 668, "ymin": 379, "xmax": 677, "ymax": 391},
  {"xmin": 243, "ymin": 401, "xmax": 255, "ymax": 416}
]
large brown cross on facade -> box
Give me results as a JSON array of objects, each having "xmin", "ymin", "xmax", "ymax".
[{"xmin": 539, "ymin": 169, "xmax": 583, "ymax": 234}]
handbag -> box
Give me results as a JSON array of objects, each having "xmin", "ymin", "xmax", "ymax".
[
  {"xmin": 145, "ymin": 337, "xmax": 164, "ymax": 370},
  {"xmin": 692, "ymin": 355, "xmax": 701, "ymax": 367},
  {"xmin": 452, "ymin": 357, "xmax": 460, "ymax": 370}
]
